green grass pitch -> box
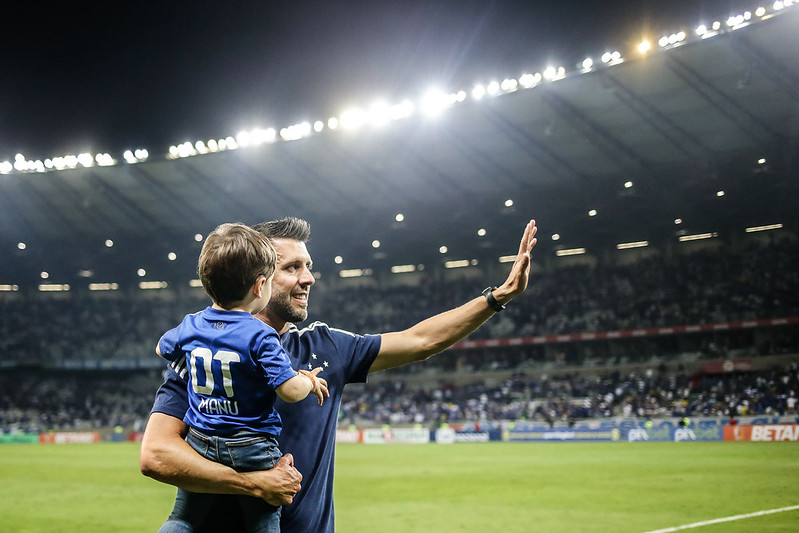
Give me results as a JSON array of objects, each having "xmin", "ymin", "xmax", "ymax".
[{"xmin": 0, "ymin": 441, "xmax": 796, "ymax": 532}]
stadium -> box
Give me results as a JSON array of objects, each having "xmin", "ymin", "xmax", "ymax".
[{"xmin": 1, "ymin": 2, "xmax": 798, "ymax": 531}]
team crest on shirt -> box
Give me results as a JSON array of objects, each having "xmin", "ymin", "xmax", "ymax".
[
  {"xmin": 307, "ymin": 353, "xmax": 329, "ymax": 370},
  {"xmin": 213, "ymin": 321, "xmax": 225, "ymax": 330}
]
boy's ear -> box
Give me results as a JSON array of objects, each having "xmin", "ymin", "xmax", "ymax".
[{"xmin": 253, "ymin": 275, "xmax": 266, "ymax": 298}]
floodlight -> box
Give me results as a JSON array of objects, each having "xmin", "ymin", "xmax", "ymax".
[{"xmin": 339, "ymin": 108, "xmax": 366, "ymax": 130}]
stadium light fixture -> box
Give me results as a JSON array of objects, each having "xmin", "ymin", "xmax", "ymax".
[
  {"xmin": 339, "ymin": 268, "xmax": 370, "ymax": 278},
  {"xmin": 137, "ymin": 268, "xmax": 146, "ymax": 277},
  {"xmin": 420, "ymin": 89, "xmax": 457, "ymax": 116},
  {"xmin": 745, "ymin": 223, "xmax": 782, "ymax": 232},
  {"xmin": 371, "ymin": 240, "xmax": 381, "ymax": 248},
  {"xmin": 139, "ymin": 281, "xmax": 168, "ymax": 290},
  {"xmin": 439, "ymin": 246, "xmax": 448, "ymax": 254},
  {"xmin": 39, "ymin": 283, "xmax": 70, "ymax": 292},
  {"xmin": 40, "ymin": 271, "xmax": 49, "ymax": 279},
  {"xmin": 519, "ymin": 73, "xmax": 542, "ymax": 88},
  {"xmin": 637, "ymin": 40, "xmax": 651, "ymax": 53},
  {"xmin": 588, "ymin": 209, "xmax": 597, "ymax": 217},
  {"xmin": 334, "ymin": 256, "xmax": 343, "ymax": 264},
  {"xmin": 556, "ymin": 248, "xmax": 587, "ymax": 256},
  {"xmin": 105, "ymin": 239, "xmax": 114, "ymax": 248},
  {"xmin": 678, "ymin": 232, "xmax": 716, "ymax": 242},
  {"xmin": 444, "ymin": 259, "xmax": 470, "ymax": 269},
  {"xmin": 17, "ymin": 242, "xmax": 26, "ymax": 250},
  {"xmin": 472, "ymin": 84, "xmax": 486, "ymax": 100},
  {"xmin": 89, "ymin": 283, "xmax": 119, "ymax": 291},
  {"xmin": 194, "ymin": 233, "xmax": 203, "ymax": 242},
  {"xmin": 395, "ymin": 213, "xmax": 404, "ymax": 222},
  {"xmin": 616, "ymin": 240, "xmax": 649, "ymax": 250},
  {"xmin": 500, "ymin": 78, "xmax": 518, "ymax": 92},
  {"xmin": 339, "ymin": 108, "xmax": 366, "ymax": 130},
  {"xmin": 477, "ymin": 228, "xmax": 486, "ymax": 237},
  {"xmin": 0, "ymin": 285, "xmax": 19, "ymax": 291},
  {"xmin": 367, "ymin": 101, "xmax": 391, "ymax": 127},
  {"xmin": 390, "ymin": 100, "xmax": 414, "ymax": 120},
  {"xmin": 498, "ymin": 255, "xmax": 516, "ymax": 263},
  {"xmin": 551, "ymin": 234, "xmax": 560, "ymax": 241},
  {"xmin": 390, "ymin": 264, "xmax": 416, "ymax": 274}
]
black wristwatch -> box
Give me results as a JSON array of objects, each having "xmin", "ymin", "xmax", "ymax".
[{"xmin": 482, "ymin": 286, "xmax": 505, "ymax": 312}]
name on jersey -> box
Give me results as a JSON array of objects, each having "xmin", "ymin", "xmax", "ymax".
[{"xmin": 198, "ymin": 397, "xmax": 239, "ymax": 415}]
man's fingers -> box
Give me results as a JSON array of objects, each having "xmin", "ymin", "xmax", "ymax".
[{"xmin": 278, "ymin": 453, "xmax": 294, "ymax": 467}]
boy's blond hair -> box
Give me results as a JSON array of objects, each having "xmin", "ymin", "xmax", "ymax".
[{"xmin": 198, "ymin": 222, "xmax": 277, "ymax": 307}]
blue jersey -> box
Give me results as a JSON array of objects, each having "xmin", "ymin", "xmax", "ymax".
[
  {"xmin": 151, "ymin": 320, "xmax": 381, "ymax": 533},
  {"xmin": 158, "ymin": 307, "xmax": 298, "ymax": 437}
]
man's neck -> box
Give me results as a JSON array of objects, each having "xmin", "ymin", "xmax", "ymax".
[{"xmin": 256, "ymin": 310, "xmax": 290, "ymax": 335}]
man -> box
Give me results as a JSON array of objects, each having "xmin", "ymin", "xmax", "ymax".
[{"xmin": 140, "ymin": 216, "xmax": 538, "ymax": 532}]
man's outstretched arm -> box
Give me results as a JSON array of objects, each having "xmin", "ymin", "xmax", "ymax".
[
  {"xmin": 371, "ymin": 219, "xmax": 537, "ymax": 373},
  {"xmin": 139, "ymin": 412, "xmax": 301, "ymax": 506}
]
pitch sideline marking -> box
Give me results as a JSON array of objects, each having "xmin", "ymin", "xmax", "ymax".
[{"xmin": 642, "ymin": 504, "xmax": 799, "ymax": 533}]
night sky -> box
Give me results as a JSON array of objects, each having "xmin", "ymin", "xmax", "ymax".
[{"xmin": 2, "ymin": 0, "xmax": 751, "ymax": 159}]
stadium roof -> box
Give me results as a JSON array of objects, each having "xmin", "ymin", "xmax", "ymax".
[{"xmin": 0, "ymin": 5, "xmax": 797, "ymax": 288}]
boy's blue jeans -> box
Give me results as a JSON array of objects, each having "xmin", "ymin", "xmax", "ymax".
[{"xmin": 158, "ymin": 428, "xmax": 282, "ymax": 533}]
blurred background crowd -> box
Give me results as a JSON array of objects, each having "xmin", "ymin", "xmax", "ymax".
[{"xmin": 1, "ymin": 237, "xmax": 797, "ymax": 434}]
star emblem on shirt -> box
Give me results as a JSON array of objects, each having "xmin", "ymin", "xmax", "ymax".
[{"xmin": 311, "ymin": 353, "xmax": 318, "ymax": 360}]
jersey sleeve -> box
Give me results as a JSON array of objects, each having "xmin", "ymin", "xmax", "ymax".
[
  {"xmin": 328, "ymin": 326, "xmax": 381, "ymax": 384},
  {"xmin": 157, "ymin": 325, "xmax": 182, "ymax": 363},
  {"xmin": 150, "ymin": 365, "xmax": 190, "ymax": 420},
  {"xmin": 256, "ymin": 328, "xmax": 300, "ymax": 388}
]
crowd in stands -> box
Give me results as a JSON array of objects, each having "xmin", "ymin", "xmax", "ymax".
[
  {"xmin": 0, "ymin": 237, "xmax": 798, "ymax": 433},
  {"xmin": 340, "ymin": 361, "xmax": 799, "ymax": 428},
  {"xmin": 0, "ymin": 239, "xmax": 796, "ymax": 368},
  {"xmin": 1, "ymin": 360, "xmax": 796, "ymax": 434}
]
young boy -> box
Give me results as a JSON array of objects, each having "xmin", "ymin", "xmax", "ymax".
[{"xmin": 155, "ymin": 222, "xmax": 328, "ymax": 533}]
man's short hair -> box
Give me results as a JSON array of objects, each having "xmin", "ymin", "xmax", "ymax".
[
  {"xmin": 198, "ymin": 222, "xmax": 277, "ymax": 306},
  {"xmin": 252, "ymin": 217, "xmax": 311, "ymax": 243}
]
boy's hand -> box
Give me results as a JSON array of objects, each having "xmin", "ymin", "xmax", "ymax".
[{"xmin": 300, "ymin": 367, "xmax": 330, "ymax": 406}]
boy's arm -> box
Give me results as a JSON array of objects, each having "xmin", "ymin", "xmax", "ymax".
[
  {"xmin": 275, "ymin": 367, "xmax": 329, "ymax": 404},
  {"xmin": 139, "ymin": 413, "xmax": 302, "ymax": 506}
]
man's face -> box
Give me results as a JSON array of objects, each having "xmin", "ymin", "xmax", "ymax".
[{"xmin": 265, "ymin": 238, "xmax": 315, "ymax": 327}]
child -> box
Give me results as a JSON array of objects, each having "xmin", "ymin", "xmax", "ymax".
[{"xmin": 156, "ymin": 222, "xmax": 328, "ymax": 533}]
